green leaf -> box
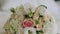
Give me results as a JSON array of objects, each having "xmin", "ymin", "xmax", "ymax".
[
  {"xmin": 35, "ymin": 20, "xmax": 39, "ymax": 25},
  {"xmin": 10, "ymin": 8, "xmax": 15, "ymax": 13},
  {"xmin": 40, "ymin": 5, "xmax": 47, "ymax": 9},
  {"xmin": 36, "ymin": 31, "xmax": 40, "ymax": 34},
  {"xmin": 39, "ymin": 30, "xmax": 44, "ymax": 33},
  {"xmin": 36, "ymin": 30, "xmax": 44, "ymax": 34},
  {"xmin": 28, "ymin": 30, "xmax": 32, "ymax": 34},
  {"xmin": 39, "ymin": 15, "xmax": 43, "ymax": 18},
  {"xmin": 29, "ymin": 13, "xmax": 33, "ymax": 18},
  {"xmin": 28, "ymin": 8, "xmax": 33, "ymax": 18},
  {"xmin": 10, "ymin": 24, "xmax": 18, "ymax": 32}
]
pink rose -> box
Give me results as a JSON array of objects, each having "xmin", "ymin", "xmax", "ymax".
[{"xmin": 23, "ymin": 19, "xmax": 34, "ymax": 27}]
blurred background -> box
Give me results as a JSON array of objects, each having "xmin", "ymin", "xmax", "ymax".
[
  {"xmin": 55, "ymin": 1, "xmax": 60, "ymax": 34},
  {"xmin": 0, "ymin": 0, "xmax": 60, "ymax": 34}
]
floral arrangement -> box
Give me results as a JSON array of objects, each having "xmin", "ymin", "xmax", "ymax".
[{"xmin": 4, "ymin": 4, "xmax": 53, "ymax": 34}]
